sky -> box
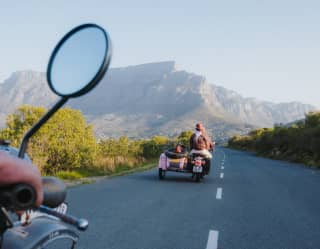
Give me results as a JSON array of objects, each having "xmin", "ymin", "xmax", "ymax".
[{"xmin": 0, "ymin": 0, "xmax": 319, "ymax": 107}]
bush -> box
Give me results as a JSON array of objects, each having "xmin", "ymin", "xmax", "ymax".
[
  {"xmin": 228, "ymin": 112, "xmax": 320, "ymax": 167},
  {"xmin": 0, "ymin": 106, "xmax": 197, "ymax": 176},
  {"xmin": 0, "ymin": 105, "xmax": 97, "ymax": 175}
]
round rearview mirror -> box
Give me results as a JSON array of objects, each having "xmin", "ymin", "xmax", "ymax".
[{"xmin": 47, "ymin": 23, "xmax": 112, "ymax": 97}]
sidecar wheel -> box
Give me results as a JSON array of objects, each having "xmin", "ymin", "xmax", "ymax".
[
  {"xmin": 195, "ymin": 173, "xmax": 201, "ymax": 182},
  {"xmin": 159, "ymin": 168, "xmax": 165, "ymax": 180}
]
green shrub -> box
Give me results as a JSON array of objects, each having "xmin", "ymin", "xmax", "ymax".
[
  {"xmin": 0, "ymin": 105, "xmax": 97, "ymax": 174},
  {"xmin": 0, "ymin": 106, "xmax": 196, "ymax": 176},
  {"xmin": 228, "ymin": 112, "xmax": 320, "ymax": 167}
]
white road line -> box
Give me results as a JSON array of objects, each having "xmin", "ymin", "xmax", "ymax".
[
  {"xmin": 216, "ymin": 188, "xmax": 223, "ymax": 199},
  {"xmin": 221, "ymin": 150, "xmax": 226, "ymax": 165},
  {"xmin": 220, "ymin": 173, "xmax": 224, "ymax": 179},
  {"xmin": 221, "ymin": 166, "xmax": 224, "ymax": 170},
  {"xmin": 206, "ymin": 230, "xmax": 219, "ymax": 249},
  {"xmin": 221, "ymin": 149, "xmax": 226, "ymax": 160}
]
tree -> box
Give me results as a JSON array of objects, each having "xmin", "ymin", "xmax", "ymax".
[
  {"xmin": 141, "ymin": 136, "xmax": 172, "ymax": 159},
  {"xmin": 177, "ymin": 130, "xmax": 193, "ymax": 149},
  {"xmin": 305, "ymin": 112, "xmax": 320, "ymax": 128},
  {"xmin": 0, "ymin": 105, "xmax": 97, "ymax": 174}
]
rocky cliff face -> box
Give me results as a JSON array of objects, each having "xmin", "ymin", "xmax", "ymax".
[
  {"xmin": 0, "ymin": 61, "xmax": 316, "ymax": 139},
  {"xmin": 212, "ymin": 85, "xmax": 314, "ymax": 126},
  {"xmin": 0, "ymin": 71, "xmax": 56, "ymax": 111}
]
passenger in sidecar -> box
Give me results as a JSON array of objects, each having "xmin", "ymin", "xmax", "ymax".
[{"xmin": 158, "ymin": 144, "xmax": 189, "ymax": 179}]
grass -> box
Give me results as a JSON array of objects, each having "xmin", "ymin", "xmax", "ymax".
[
  {"xmin": 55, "ymin": 160, "xmax": 157, "ymax": 182},
  {"xmin": 55, "ymin": 171, "xmax": 84, "ymax": 180},
  {"xmin": 55, "ymin": 167, "xmax": 107, "ymax": 180}
]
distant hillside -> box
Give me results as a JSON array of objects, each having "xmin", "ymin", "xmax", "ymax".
[{"xmin": 0, "ymin": 62, "xmax": 316, "ymax": 141}]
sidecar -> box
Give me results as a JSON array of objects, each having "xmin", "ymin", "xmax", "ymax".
[{"xmin": 158, "ymin": 147, "xmax": 210, "ymax": 182}]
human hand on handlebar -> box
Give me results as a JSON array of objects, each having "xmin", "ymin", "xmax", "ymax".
[{"xmin": 0, "ymin": 151, "xmax": 43, "ymax": 207}]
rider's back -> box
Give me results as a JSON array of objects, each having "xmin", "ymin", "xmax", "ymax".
[{"xmin": 190, "ymin": 133, "xmax": 208, "ymax": 150}]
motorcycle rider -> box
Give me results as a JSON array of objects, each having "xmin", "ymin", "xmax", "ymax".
[
  {"xmin": 189, "ymin": 123, "xmax": 213, "ymax": 173},
  {"xmin": 0, "ymin": 152, "xmax": 43, "ymax": 207}
]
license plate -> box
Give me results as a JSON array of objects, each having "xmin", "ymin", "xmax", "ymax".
[
  {"xmin": 20, "ymin": 202, "xmax": 68, "ymax": 222},
  {"xmin": 193, "ymin": 166, "xmax": 203, "ymax": 173}
]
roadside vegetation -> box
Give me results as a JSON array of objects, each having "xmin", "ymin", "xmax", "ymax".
[
  {"xmin": 0, "ymin": 105, "xmax": 193, "ymax": 179},
  {"xmin": 228, "ymin": 112, "xmax": 320, "ymax": 168}
]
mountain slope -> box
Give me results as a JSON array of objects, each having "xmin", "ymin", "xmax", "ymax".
[{"xmin": 0, "ymin": 62, "xmax": 316, "ymax": 140}]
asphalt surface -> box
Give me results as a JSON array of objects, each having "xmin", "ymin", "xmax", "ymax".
[{"xmin": 66, "ymin": 147, "xmax": 320, "ymax": 249}]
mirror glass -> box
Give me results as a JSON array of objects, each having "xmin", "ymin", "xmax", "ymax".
[{"xmin": 48, "ymin": 25, "xmax": 110, "ymax": 96}]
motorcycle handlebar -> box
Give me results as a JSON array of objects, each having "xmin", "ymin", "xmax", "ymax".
[
  {"xmin": 0, "ymin": 177, "xmax": 66, "ymax": 210},
  {"xmin": 0, "ymin": 183, "xmax": 36, "ymax": 210},
  {"xmin": 42, "ymin": 176, "xmax": 67, "ymax": 208}
]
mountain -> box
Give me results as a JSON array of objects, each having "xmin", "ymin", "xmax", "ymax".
[
  {"xmin": 0, "ymin": 71, "xmax": 57, "ymax": 113},
  {"xmin": 0, "ymin": 62, "xmax": 316, "ymax": 141}
]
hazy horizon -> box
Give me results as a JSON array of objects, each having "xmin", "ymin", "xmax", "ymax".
[{"xmin": 0, "ymin": 0, "xmax": 319, "ymax": 107}]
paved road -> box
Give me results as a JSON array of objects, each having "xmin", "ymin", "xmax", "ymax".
[{"xmin": 67, "ymin": 148, "xmax": 320, "ymax": 249}]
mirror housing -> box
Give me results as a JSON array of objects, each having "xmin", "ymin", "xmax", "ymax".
[
  {"xmin": 47, "ymin": 23, "xmax": 112, "ymax": 98},
  {"xmin": 18, "ymin": 23, "xmax": 112, "ymax": 158}
]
